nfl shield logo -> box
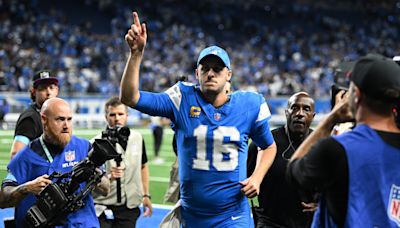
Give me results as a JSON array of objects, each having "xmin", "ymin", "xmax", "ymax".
[
  {"xmin": 214, "ymin": 113, "xmax": 221, "ymax": 121},
  {"xmin": 388, "ymin": 184, "xmax": 400, "ymax": 226},
  {"xmin": 65, "ymin": 150, "xmax": 76, "ymax": 162}
]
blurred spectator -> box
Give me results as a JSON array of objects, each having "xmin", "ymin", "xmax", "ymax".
[{"xmin": 0, "ymin": 97, "xmax": 9, "ymax": 129}]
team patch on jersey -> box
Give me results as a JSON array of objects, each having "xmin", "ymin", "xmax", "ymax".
[
  {"xmin": 64, "ymin": 150, "xmax": 76, "ymax": 162},
  {"xmin": 388, "ymin": 184, "xmax": 400, "ymax": 226},
  {"xmin": 190, "ymin": 106, "xmax": 201, "ymax": 118}
]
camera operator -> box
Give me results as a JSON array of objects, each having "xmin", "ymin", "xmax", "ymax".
[
  {"xmin": 0, "ymin": 98, "xmax": 110, "ymax": 227},
  {"xmin": 287, "ymin": 54, "xmax": 400, "ymax": 227},
  {"xmin": 92, "ymin": 97, "xmax": 152, "ymax": 227}
]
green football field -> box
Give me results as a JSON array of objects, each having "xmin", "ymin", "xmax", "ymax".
[{"xmin": 0, "ymin": 128, "xmax": 176, "ymax": 206}]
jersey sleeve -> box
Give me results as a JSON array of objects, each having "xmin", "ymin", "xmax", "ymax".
[
  {"xmin": 135, "ymin": 83, "xmax": 184, "ymax": 121},
  {"xmin": 7, "ymin": 150, "xmax": 29, "ymax": 184},
  {"xmin": 2, "ymin": 172, "xmax": 18, "ymax": 188},
  {"xmin": 249, "ymin": 95, "xmax": 274, "ymax": 149},
  {"xmin": 14, "ymin": 117, "xmax": 38, "ymax": 141}
]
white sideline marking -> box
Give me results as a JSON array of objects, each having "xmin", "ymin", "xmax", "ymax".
[
  {"xmin": 149, "ymin": 176, "xmax": 170, "ymax": 183},
  {"xmin": 152, "ymin": 204, "xmax": 174, "ymax": 210}
]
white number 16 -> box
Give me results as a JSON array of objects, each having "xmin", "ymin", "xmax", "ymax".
[{"xmin": 192, "ymin": 125, "xmax": 240, "ymax": 171}]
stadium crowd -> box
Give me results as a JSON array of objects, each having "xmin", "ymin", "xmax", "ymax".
[
  {"xmin": 1, "ymin": 1, "xmax": 400, "ymax": 227},
  {"xmin": 0, "ymin": 0, "xmax": 399, "ymax": 98}
]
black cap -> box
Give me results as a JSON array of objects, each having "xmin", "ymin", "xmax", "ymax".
[
  {"xmin": 32, "ymin": 70, "xmax": 58, "ymax": 88},
  {"xmin": 351, "ymin": 54, "xmax": 400, "ymax": 101}
]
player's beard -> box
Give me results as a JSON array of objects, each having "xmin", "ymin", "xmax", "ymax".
[{"xmin": 45, "ymin": 125, "xmax": 72, "ymax": 148}]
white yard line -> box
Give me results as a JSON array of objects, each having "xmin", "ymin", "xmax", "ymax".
[
  {"xmin": 152, "ymin": 204, "xmax": 174, "ymax": 210},
  {"xmin": 149, "ymin": 176, "xmax": 170, "ymax": 183}
]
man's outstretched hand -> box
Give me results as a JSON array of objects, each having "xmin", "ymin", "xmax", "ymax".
[{"xmin": 125, "ymin": 12, "xmax": 147, "ymax": 55}]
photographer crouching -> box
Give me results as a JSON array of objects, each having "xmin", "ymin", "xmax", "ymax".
[
  {"xmin": 0, "ymin": 98, "xmax": 111, "ymax": 227},
  {"xmin": 92, "ymin": 97, "xmax": 152, "ymax": 227}
]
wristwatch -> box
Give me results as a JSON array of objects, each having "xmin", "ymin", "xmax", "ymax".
[{"xmin": 143, "ymin": 194, "xmax": 151, "ymax": 200}]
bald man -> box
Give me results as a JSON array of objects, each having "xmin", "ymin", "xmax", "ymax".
[
  {"xmin": 1, "ymin": 98, "xmax": 109, "ymax": 227},
  {"xmin": 248, "ymin": 92, "xmax": 317, "ymax": 228}
]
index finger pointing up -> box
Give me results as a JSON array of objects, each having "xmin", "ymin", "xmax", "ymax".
[{"xmin": 133, "ymin": 12, "xmax": 141, "ymax": 32}]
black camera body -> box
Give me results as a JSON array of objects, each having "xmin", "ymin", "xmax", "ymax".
[
  {"xmin": 101, "ymin": 126, "xmax": 130, "ymax": 150},
  {"xmin": 25, "ymin": 139, "xmax": 119, "ymax": 227},
  {"xmin": 101, "ymin": 125, "xmax": 130, "ymax": 203}
]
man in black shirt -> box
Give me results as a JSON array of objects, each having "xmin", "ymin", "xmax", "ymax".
[
  {"xmin": 248, "ymin": 92, "xmax": 317, "ymax": 228},
  {"xmin": 10, "ymin": 70, "xmax": 59, "ymax": 158},
  {"xmin": 287, "ymin": 54, "xmax": 400, "ymax": 227}
]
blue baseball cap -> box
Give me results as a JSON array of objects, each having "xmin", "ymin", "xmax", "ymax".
[{"xmin": 197, "ymin": 45, "xmax": 231, "ymax": 70}]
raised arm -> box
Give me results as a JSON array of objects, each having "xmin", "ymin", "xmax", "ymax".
[{"xmin": 120, "ymin": 12, "xmax": 148, "ymax": 108}]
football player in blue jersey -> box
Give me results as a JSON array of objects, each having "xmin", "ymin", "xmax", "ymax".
[{"xmin": 120, "ymin": 12, "xmax": 277, "ymax": 227}]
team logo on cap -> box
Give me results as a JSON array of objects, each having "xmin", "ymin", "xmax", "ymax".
[
  {"xmin": 189, "ymin": 106, "xmax": 201, "ymax": 118},
  {"xmin": 39, "ymin": 71, "xmax": 50, "ymax": 79},
  {"xmin": 211, "ymin": 50, "xmax": 219, "ymax": 55},
  {"xmin": 388, "ymin": 184, "xmax": 400, "ymax": 226}
]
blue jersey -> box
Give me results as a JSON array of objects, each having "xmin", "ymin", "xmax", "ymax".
[
  {"xmin": 136, "ymin": 82, "xmax": 274, "ymax": 215},
  {"xmin": 7, "ymin": 135, "xmax": 99, "ymax": 228},
  {"xmin": 313, "ymin": 125, "xmax": 400, "ymax": 227}
]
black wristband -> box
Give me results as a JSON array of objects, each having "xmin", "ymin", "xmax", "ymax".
[{"xmin": 143, "ymin": 194, "xmax": 151, "ymax": 200}]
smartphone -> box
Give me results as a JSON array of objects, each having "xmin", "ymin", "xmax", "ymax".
[{"xmin": 331, "ymin": 84, "xmax": 348, "ymax": 109}]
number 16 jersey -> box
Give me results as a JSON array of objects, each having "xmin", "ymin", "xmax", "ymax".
[{"xmin": 135, "ymin": 82, "xmax": 274, "ymax": 215}]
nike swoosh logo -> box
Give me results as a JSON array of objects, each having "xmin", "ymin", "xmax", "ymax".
[{"xmin": 231, "ymin": 216, "xmax": 242, "ymax": 220}]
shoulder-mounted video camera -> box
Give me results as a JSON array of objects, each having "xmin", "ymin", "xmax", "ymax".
[{"xmin": 24, "ymin": 139, "xmax": 119, "ymax": 227}]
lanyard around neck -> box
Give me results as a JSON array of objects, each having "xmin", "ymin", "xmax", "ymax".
[{"xmin": 40, "ymin": 135, "xmax": 53, "ymax": 163}]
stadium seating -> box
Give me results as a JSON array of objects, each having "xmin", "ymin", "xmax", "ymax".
[{"xmin": 0, "ymin": 0, "xmax": 399, "ymax": 99}]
